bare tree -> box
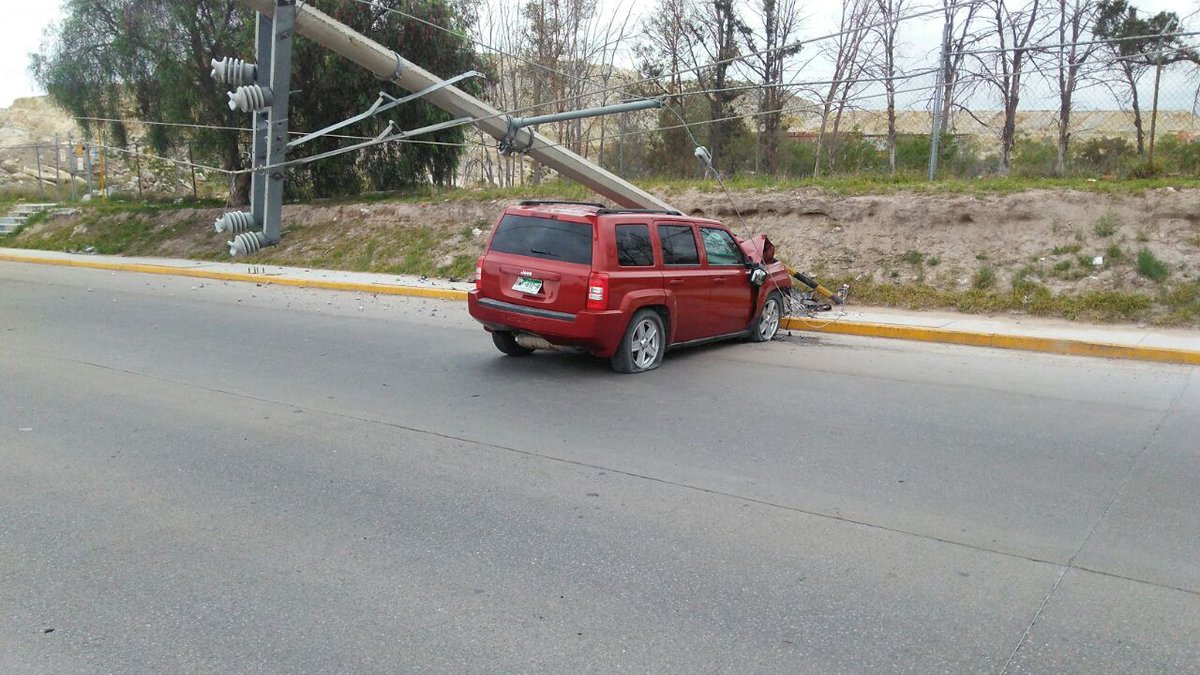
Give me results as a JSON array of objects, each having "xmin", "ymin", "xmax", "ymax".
[
  {"xmin": 873, "ymin": 0, "xmax": 907, "ymax": 173},
  {"xmin": 637, "ymin": 0, "xmax": 698, "ymax": 175},
  {"xmin": 939, "ymin": 0, "xmax": 983, "ymax": 134},
  {"xmin": 1051, "ymin": 0, "xmax": 1100, "ymax": 175},
  {"xmin": 813, "ymin": 0, "xmax": 877, "ymax": 177},
  {"xmin": 968, "ymin": 0, "xmax": 1048, "ymax": 176},
  {"xmin": 686, "ymin": 0, "xmax": 751, "ymax": 173},
  {"xmin": 637, "ymin": 0, "xmax": 693, "ymax": 106},
  {"xmin": 742, "ymin": 0, "xmax": 804, "ymax": 175}
]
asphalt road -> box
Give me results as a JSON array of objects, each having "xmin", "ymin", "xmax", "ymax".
[{"xmin": 1, "ymin": 262, "xmax": 1197, "ymax": 674}]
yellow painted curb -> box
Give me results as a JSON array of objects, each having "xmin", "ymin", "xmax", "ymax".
[
  {"xmin": 0, "ymin": 252, "xmax": 469, "ymax": 301},
  {"xmin": 782, "ymin": 317, "xmax": 1200, "ymax": 366},
  {"xmin": 5, "ymin": 251, "xmax": 1196, "ymax": 366}
]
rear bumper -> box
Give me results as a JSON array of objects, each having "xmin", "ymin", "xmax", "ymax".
[{"xmin": 468, "ymin": 291, "xmax": 627, "ymax": 357}]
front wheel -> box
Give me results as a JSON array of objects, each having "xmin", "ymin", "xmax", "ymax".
[
  {"xmin": 611, "ymin": 309, "xmax": 666, "ymax": 374},
  {"xmin": 492, "ymin": 331, "xmax": 534, "ymax": 357},
  {"xmin": 748, "ymin": 292, "xmax": 783, "ymax": 342}
]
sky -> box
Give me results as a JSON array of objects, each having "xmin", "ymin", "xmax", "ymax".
[{"xmin": 1, "ymin": 0, "xmax": 1196, "ymax": 110}]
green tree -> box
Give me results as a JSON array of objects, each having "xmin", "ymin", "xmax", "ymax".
[
  {"xmin": 289, "ymin": 0, "xmax": 483, "ymax": 198},
  {"xmin": 1095, "ymin": 0, "xmax": 1197, "ymax": 156},
  {"xmin": 32, "ymin": 0, "xmax": 482, "ymax": 202},
  {"xmin": 31, "ymin": 1, "xmax": 250, "ymax": 199}
]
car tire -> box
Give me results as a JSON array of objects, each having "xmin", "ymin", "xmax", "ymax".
[
  {"xmin": 611, "ymin": 309, "xmax": 666, "ymax": 374},
  {"xmin": 492, "ymin": 331, "xmax": 534, "ymax": 357},
  {"xmin": 749, "ymin": 291, "xmax": 783, "ymax": 343}
]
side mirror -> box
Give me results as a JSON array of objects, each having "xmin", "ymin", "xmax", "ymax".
[{"xmin": 750, "ymin": 267, "xmax": 767, "ymax": 286}]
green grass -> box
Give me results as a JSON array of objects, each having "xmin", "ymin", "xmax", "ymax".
[
  {"xmin": 1051, "ymin": 244, "xmax": 1083, "ymax": 255},
  {"xmin": 640, "ymin": 174, "xmax": 1200, "ymax": 197},
  {"xmin": 838, "ymin": 277, "xmax": 1156, "ymax": 323},
  {"xmin": 251, "ymin": 174, "xmax": 1200, "ymax": 207},
  {"xmin": 3, "ymin": 210, "xmax": 198, "ymax": 255},
  {"xmin": 1136, "ymin": 248, "xmax": 1170, "ymax": 282},
  {"xmin": 900, "ymin": 250, "xmax": 924, "ymax": 265},
  {"xmin": 1160, "ymin": 281, "xmax": 1200, "ymax": 324}
]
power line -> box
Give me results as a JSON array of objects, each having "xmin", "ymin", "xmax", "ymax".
[
  {"xmin": 955, "ymin": 29, "xmax": 1200, "ymax": 56},
  {"xmin": 489, "ymin": 1, "xmax": 972, "ymax": 122},
  {"xmin": 348, "ymin": 0, "xmax": 588, "ymax": 86}
]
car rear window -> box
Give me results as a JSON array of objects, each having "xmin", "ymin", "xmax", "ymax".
[
  {"xmin": 490, "ymin": 215, "xmax": 594, "ymax": 265},
  {"xmin": 616, "ymin": 224, "xmax": 654, "ymax": 267},
  {"xmin": 659, "ymin": 224, "xmax": 699, "ymax": 265}
]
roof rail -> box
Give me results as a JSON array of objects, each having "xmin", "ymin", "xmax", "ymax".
[
  {"xmin": 518, "ymin": 199, "xmax": 606, "ymax": 208},
  {"xmin": 596, "ymin": 207, "xmax": 684, "ymax": 217}
]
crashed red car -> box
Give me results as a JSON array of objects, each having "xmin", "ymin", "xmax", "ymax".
[{"xmin": 467, "ymin": 200, "xmax": 792, "ymax": 373}]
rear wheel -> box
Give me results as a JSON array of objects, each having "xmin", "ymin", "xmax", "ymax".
[
  {"xmin": 749, "ymin": 292, "xmax": 783, "ymax": 342},
  {"xmin": 611, "ymin": 310, "xmax": 665, "ymax": 374},
  {"xmin": 492, "ymin": 331, "xmax": 534, "ymax": 357}
]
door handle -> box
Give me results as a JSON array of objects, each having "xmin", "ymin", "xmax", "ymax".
[
  {"xmin": 713, "ymin": 277, "xmax": 727, "ymax": 283},
  {"xmin": 668, "ymin": 278, "xmax": 684, "ymax": 285}
]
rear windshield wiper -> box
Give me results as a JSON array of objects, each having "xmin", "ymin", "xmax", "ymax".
[{"xmin": 529, "ymin": 248, "xmax": 561, "ymax": 258}]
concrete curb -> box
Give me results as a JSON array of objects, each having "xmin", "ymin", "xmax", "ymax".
[
  {"xmin": 3, "ymin": 251, "xmax": 1197, "ymax": 366},
  {"xmin": 782, "ymin": 317, "xmax": 1200, "ymax": 366},
  {"xmin": 0, "ymin": 252, "xmax": 469, "ymax": 301}
]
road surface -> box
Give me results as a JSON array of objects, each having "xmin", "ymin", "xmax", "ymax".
[{"xmin": 1, "ymin": 262, "xmax": 1197, "ymax": 673}]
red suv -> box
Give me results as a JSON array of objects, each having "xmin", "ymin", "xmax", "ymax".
[{"xmin": 467, "ymin": 200, "xmax": 792, "ymax": 373}]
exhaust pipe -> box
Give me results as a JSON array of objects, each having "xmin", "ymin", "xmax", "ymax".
[{"xmin": 515, "ymin": 334, "xmax": 557, "ymax": 351}]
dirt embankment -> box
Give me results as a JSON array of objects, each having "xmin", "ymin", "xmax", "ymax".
[{"xmin": 7, "ymin": 187, "xmax": 1200, "ymax": 324}]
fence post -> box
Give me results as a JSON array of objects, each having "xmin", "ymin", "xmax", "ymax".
[
  {"xmin": 133, "ymin": 143, "xmax": 144, "ymax": 199},
  {"xmin": 1148, "ymin": 59, "xmax": 1163, "ymax": 168},
  {"xmin": 68, "ymin": 132, "xmax": 78, "ymax": 202},
  {"xmin": 98, "ymin": 128, "xmax": 108, "ymax": 204},
  {"xmin": 84, "ymin": 139, "xmax": 93, "ymax": 197},
  {"xmin": 928, "ymin": 19, "xmax": 952, "ymax": 181},
  {"xmin": 188, "ymin": 146, "xmax": 198, "ymax": 201},
  {"xmin": 34, "ymin": 144, "xmax": 44, "ymax": 198},
  {"xmin": 53, "ymin": 135, "xmax": 62, "ymax": 202}
]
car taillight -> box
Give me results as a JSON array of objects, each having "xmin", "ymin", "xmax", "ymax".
[
  {"xmin": 586, "ymin": 271, "xmax": 609, "ymax": 311},
  {"xmin": 475, "ymin": 256, "xmax": 484, "ymax": 290}
]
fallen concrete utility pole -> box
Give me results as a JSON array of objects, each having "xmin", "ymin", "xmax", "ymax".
[{"xmin": 234, "ymin": 0, "xmax": 673, "ymax": 211}]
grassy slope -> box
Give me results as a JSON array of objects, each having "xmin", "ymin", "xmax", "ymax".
[{"xmin": 2, "ymin": 180, "xmax": 1198, "ymax": 326}]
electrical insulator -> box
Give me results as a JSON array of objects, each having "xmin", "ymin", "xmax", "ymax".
[
  {"xmin": 227, "ymin": 85, "xmax": 272, "ymax": 113},
  {"xmin": 213, "ymin": 211, "xmax": 257, "ymax": 234},
  {"xmin": 210, "ymin": 57, "xmax": 257, "ymax": 86},
  {"xmin": 228, "ymin": 231, "xmax": 268, "ymax": 256}
]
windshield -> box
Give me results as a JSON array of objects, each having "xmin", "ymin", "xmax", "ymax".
[{"xmin": 489, "ymin": 215, "xmax": 594, "ymax": 265}]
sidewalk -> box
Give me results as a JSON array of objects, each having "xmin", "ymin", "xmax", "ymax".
[{"xmin": 2, "ymin": 247, "xmax": 1197, "ymax": 366}]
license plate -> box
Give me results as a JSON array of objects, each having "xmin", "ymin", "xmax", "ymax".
[{"xmin": 512, "ymin": 277, "xmax": 543, "ymax": 294}]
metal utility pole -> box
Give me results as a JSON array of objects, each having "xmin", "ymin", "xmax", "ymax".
[
  {"xmin": 928, "ymin": 19, "xmax": 952, "ymax": 181},
  {"xmin": 213, "ymin": 0, "xmax": 296, "ymax": 255},
  {"xmin": 235, "ymin": 0, "xmax": 673, "ymax": 211}
]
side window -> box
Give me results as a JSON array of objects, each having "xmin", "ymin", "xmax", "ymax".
[
  {"xmin": 658, "ymin": 224, "xmax": 700, "ymax": 265},
  {"xmin": 615, "ymin": 223, "xmax": 654, "ymax": 267},
  {"xmin": 700, "ymin": 227, "xmax": 743, "ymax": 266}
]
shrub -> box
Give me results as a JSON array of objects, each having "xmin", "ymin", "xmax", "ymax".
[
  {"xmin": 1136, "ymin": 248, "xmax": 1169, "ymax": 281},
  {"xmin": 973, "ymin": 266, "xmax": 996, "ymax": 290},
  {"xmin": 1093, "ymin": 213, "xmax": 1117, "ymax": 237},
  {"xmin": 1072, "ymin": 137, "xmax": 1135, "ymax": 175}
]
